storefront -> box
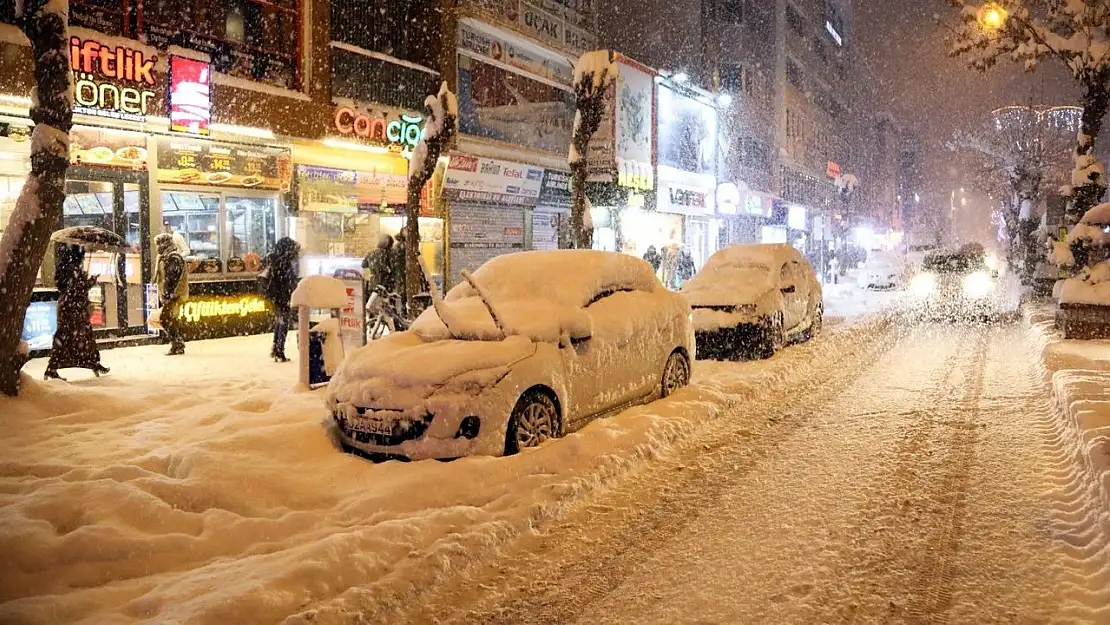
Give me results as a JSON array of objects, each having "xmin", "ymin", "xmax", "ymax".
[
  {"xmin": 443, "ymin": 153, "xmax": 543, "ymax": 287},
  {"xmin": 585, "ymin": 55, "xmax": 657, "ymax": 253}
]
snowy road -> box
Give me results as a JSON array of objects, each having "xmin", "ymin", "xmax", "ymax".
[{"xmin": 385, "ymin": 322, "xmax": 1110, "ymax": 624}]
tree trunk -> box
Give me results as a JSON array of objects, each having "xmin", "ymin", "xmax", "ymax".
[
  {"xmin": 569, "ymin": 79, "xmax": 610, "ymax": 249},
  {"xmin": 403, "ymin": 177, "xmax": 423, "ymax": 309},
  {"xmin": 569, "ymin": 159, "xmax": 591, "ymax": 250},
  {"xmin": 0, "ymin": 0, "xmax": 72, "ymax": 397},
  {"xmin": 403, "ymin": 88, "xmax": 455, "ymax": 306},
  {"xmin": 1067, "ymin": 71, "xmax": 1110, "ymax": 225}
]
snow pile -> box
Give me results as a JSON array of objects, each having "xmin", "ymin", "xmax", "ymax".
[
  {"xmin": 409, "ymin": 82, "xmax": 457, "ymax": 178},
  {"xmin": 310, "ymin": 317, "xmax": 345, "ymax": 375},
  {"xmin": 1059, "ymin": 260, "xmax": 1110, "ymax": 305},
  {"xmin": 573, "ymin": 50, "xmax": 617, "ymax": 90},
  {"xmin": 290, "ymin": 275, "xmax": 347, "ymax": 308},
  {"xmin": 0, "ymin": 301, "xmax": 897, "ymax": 624},
  {"xmin": 682, "ymin": 265, "xmax": 775, "ymax": 309},
  {"xmin": 1072, "ymin": 153, "xmax": 1107, "ymax": 187}
]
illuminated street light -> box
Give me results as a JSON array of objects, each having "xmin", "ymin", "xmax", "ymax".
[{"xmin": 978, "ymin": 3, "xmax": 1008, "ymax": 30}]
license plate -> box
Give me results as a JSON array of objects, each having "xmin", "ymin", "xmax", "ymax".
[{"xmin": 347, "ymin": 416, "xmax": 394, "ymax": 436}]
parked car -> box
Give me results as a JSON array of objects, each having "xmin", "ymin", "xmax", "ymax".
[
  {"xmin": 326, "ymin": 250, "xmax": 695, "ymax": 460},
  {"xmin": 859, "ymin": 250, "xmax": 905, "ymax": 290},
  {"xmin": 682, "ymin": 244, "xmax": 823, "ymax": 360},
  {"xmin": 908, "ymin": 244, "xmax": 1012, "ymax": 320}
]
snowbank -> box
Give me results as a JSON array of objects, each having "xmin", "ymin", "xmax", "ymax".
[
  {"xmin": 1059, "ymin": 260, "xmax": 1110, "ymax": 305},
  {"xmin": 0, "ymin": 303, "xmax": 896, "ymax": 624},
  {"xmin": 1027, "ymin": 307, "xmax": 1110, "ymax": 512},
  {"xmin": 291, "ymin": 275, "xmax": 347, "ymax": 309}
]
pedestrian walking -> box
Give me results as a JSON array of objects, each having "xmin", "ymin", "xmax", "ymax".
[
  {"xmin": 677, "ymin": 247, "xmax": 696, "ymax": 286},
  {"xmin": 643, "ymin": 245, "xmax": 662, "ymax": 273},
  {"xmin": 44, "ymin": 243, "xmax": 109, "ymax": 380},
  {"xmin": 362, "ymin": 234, "xmax": 397, "ymax": 295},
  {"xmin": 260, "ymin": 237, "xmax": 300, "ymax": 362},
  {"xmin": 155, "ymin": 233, "xmax": 189, "ymax": 355}
]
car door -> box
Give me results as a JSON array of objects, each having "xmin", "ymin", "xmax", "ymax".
[
  {"xmin": 558, "ymin": 289, "xmax": 648, "ymax": 426},
  {"xmin": 779, "ymin": 261, "xmax": 808, "ymax": 330}
]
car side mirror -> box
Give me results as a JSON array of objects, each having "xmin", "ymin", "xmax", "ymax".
[{"xmin": 781, "ymin": 285, "xmax": 796, "ymax": 294}]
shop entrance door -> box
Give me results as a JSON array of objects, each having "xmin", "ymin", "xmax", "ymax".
[
  {"xmin": 61, "ymin": 166, "xmax": 150, "ymax": 337},
  {"xmin": 685, "ymin": 217, "xmax": 710, "ymax": 270}
]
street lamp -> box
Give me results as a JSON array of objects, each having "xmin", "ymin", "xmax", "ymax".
[{"xmin": 977, "ymin": 3, "xmax": 1008, "ymax": 30}]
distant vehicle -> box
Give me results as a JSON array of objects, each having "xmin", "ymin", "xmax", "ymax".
[
  {"xmin": 908, "ymin": 244, "xmax": 1010, "ymax": 320},
  {"xmin": 906, "ymin": 243, "xmax": 940, "ymax": 273},
  {"xmin": 327, "ymin": 250, "xmax": 694, "ymax": 460},
  {"xmin": 682, "ymin": 244, "xmax": 823, "ymax": 360},
  {"xmin": 859, "ymin": 250, "xmax": 905, "ymax": 290}
]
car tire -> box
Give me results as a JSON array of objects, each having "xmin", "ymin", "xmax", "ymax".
[
  {"xmin": 661, "ymin": 350, "xmax": 691, "ymax": 398},
  {"xmin": 504, "ymin": 390, "xmax": 559, "ymax": 455},
  {"xmin": 759, "ymin": 314, "xmax": 784, "ymax": 360},
  {"xmin": 808, "ymin": 303, "xmax": 823, "ymax": 340}
]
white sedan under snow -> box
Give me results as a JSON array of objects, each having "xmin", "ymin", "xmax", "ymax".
[
  {"xmin": 682, "ymin": 244, "xmax": 823, "ymax": 360},
  {"xmin": 326, "ymin": 250, "xmax": 695, "ymax": 460}
]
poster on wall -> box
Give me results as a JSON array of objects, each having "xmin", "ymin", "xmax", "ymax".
[
  {"xmin": 169, "ymin": 56, "xmax": 212, "ymax": 136},
  {"xmin": 614, "ymin": 59, "xmax": 655, "ymax": 190},
  {"xmin": 443, "ymin": 154, "xmax": 544, "ymax": 204},
  {"xmin": 457, "ymin": 54, "xmax": 575, "ymax": 155},
  {"xmin": 157, "ymin": 139, "xmax": 292, "ymax": 190},
  {"xmin": 539, "ymin": 168, "xmax": 572, "ymax": 208},
  {"xmin": 657, "ymin": 84, "xmax": 716, "ymax": 177},
  {"xmin": 458, "ymin": 21, "xmax": 573, "ymax": 84},
  {"xmin": 294, "ymin": 165, "xmax": 408, "ymax": 212},
  {"xmin": 449, "ymin": 202, "xmax": 526, "ymax": 286}
]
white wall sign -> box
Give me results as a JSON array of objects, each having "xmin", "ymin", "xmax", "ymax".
[{"xmin": 444, "ymin": 153, "xmax": 544, "ymax": 205}]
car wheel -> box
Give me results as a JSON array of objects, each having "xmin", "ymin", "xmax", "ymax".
[
  {"xmin": 661, "ymin": 350, "xmax": 691, "ymax": 397},
  {"xmin": 809, "ymin": 303, "xmax": 823, "ymax": 340},
  {"xmin": 504, "ymin": 391, "xmax": 559, "ymax": 455},
  {"xmin": 759, "ymin": 314, "xmax": 784, "ymax": 359}
]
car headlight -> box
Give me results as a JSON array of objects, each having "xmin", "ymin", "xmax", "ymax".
[
  {"xmin": 909, "ymin": 272, "xmax": 936, "ymax": 297},
  {"xmin": 963, "ymin": 271, "xmax": 994, "ymax": 298}
]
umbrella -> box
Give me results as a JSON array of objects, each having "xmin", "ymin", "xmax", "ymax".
[{"xmin": 50, "ymin": 226, "xmax": 132, "ymax": 253}]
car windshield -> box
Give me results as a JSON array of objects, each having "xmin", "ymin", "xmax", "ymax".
[{"xmin": 923, "ymin": 252, "xmax": 986, "ymax": 274}]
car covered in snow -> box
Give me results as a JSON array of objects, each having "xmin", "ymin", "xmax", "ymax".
[
  {"xmin": 907, "ymin": 244, "xmax": 1013, "ymax": 320},
  {"xmin": 859, "ymin": 250, "xmax": 905, "ymax": 290},
  {"xmin": 681, "ymin": 244, "xmax": 823, "ymax": 360},
  {"xmin": 326, "ymin": 250, "xmax": 695, "ymax": 460}
]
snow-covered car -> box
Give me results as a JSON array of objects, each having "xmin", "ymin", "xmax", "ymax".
[
  {"xmin": 859, "ymin": 250, "xmax": 905, "ymax": 290},
  {"xmin": 682, "ymin": 244, "xmax": 823, "ymax": 360},
  {"xmin": 326, "ymin": 250, "xmax": 695, "ymax": 460},
  {"xmin": 907, "ymin": 244, "xmax": 1012, "ymax": 320}
]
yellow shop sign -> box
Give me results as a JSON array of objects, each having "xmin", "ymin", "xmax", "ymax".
[{"xmin": 178, "ymin": 296, "xmax": 269, "ymax": 323}]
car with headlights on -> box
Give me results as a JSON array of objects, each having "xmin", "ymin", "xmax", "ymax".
[
  {"xmin": 682, "ymin": 244, "xmax": 823, "ymax": 360},
  {"xmin": 325, "ymin": 250, "xmax": 695, "ymax": 461},
  {"xmin": 907, "ymin": 244, "xmax": 1008, "ymax": 320}
]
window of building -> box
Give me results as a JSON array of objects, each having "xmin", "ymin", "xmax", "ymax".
[
  {"xmin": 786, "ymin": 60, "xmax": 804, "ymax": 89},
  {"xmin": 718, "ymin": 0, "xmax": 744, "ymax": 24},
  {"xmin": 786, "ymin": 4, "xmax": 806, "ymax": 35}
]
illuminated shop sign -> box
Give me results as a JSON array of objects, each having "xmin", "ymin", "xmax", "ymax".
[
  {"xmin": 333, "ymin": 107, "xmax": 425, "ymax": 150},
  {"xmin": 70, "ymin": 37, "xmax": 158, "ymax": 122},
  {"xmin": 169, "ymin": 56, "xmax": 212, "ymax": 135},
  {"xmin": 178, "ymin": 296, "xmax": 268, "ymax": 323}
]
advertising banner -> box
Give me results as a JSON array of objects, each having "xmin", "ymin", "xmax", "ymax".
[
  {"xmin": 458, "ymin": 21, "xmax": 573, "ymax": 84},
  {"xmin": 339, "ymin": 278, "xmax": 366, "ymax": 354},
  {"xmin": 294, "ymin": 164, "xmax": 408, "ymax": 212},
  {"xmin": 460, "ymin": 0, "xmax": 596, "ymax": 54},
  {"xmin": 443, "ymin": 154, "xmax": 544, "ymax": 205},
  {"xmin": 69, "ymin": 127, "xmax": 149, "ymax": 170},
  {"xmin": 169, "ymin": 56, "xmax": 212, "ymax": 136},
  {"xmin": 586, "ymin": 57, "xmax": 655, "ymax": 189},
  {"xmin": 539, "ymin": 168, "xmax": 572, "ymax": 208},
  {"xmin": 70, "ymin": 36, "xmax": 161, "ymax": 123},
  {"xmin": 22, "ymin": 301, "xmax": 58, "ymax": 351},
  {"xmin": 156, "ymin": 139, "xmax": 293, "ymax": 190},
  {"xmin": 457, "ymin": 54, "xmax": 574, "ymax": 155},
  {"xmin": 657, "ymin": 84, "xmax": 716, "ymax": 178}
]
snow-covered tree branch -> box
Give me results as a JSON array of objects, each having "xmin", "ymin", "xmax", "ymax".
[
  {"xmin": 403, "ymin": 82, "xmax": 456, "ymax": 306},
  {"xmin": 570, "ymin": 50, "xmax": 616, "ymax": 250},
  {"xmin": 0, "ymin": 0, "xmax": 73, "ymax": 397},
  {"xmin": 947, "ymin": 0, "xmax": 1110, "ymax": 238}
]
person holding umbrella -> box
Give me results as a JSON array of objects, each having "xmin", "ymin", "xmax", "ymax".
[
  {"xmin": 44, "ymin": 242, "xmax": 109, "ymax": 380},
  {"xmin": 155, "ymin": 233, "xmax": 189, "ymax": 355}
]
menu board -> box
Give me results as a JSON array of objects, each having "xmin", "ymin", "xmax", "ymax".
[
  {"xmin": 69, "ymin": 127, "xmax": 149, "ymax": 170},
  {"xmin": 156, "ymin": 139, "xmax": 292, "ymax": 190}
]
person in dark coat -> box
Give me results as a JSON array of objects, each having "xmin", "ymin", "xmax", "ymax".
[
  {"xmin": 44, "ymin": 243, "xmax": 108, "ymax": 380},
  {"xmin": 361, "ymin": 234, "xmax": 396, "ymax": 294},
  {"xmin": 676, "ymin": 247, "xmax": 696, "ymax": 285},
  {"xmin": 155, "ymin": 233, "xmax": 189, "ymax": 355},
  {"xmin": 261, "ymin": 236, "xmax": 300, "ymax": 362},
  {"xmin": 643, "ymin": 245, "xmax": 662, "ymax": 272}
]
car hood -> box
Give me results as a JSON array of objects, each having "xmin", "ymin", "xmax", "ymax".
[{"xmin": 327, "ymin": 332, "xmax": 538, "ymax": 414}]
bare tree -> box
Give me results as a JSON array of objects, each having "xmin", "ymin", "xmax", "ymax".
[
  {"xmin": 403, "ymin": 82, "xmax": 456, "ymax": 306},
  {"xmin": 946, "ymin": 1, "xmax": 1110, "ymax": 233},
  {"xmin": 0, "ymin": 0, "xmax": 73, "ymax": 397},
  {"xmin": 947, "ymin": 105, "xmax": 1077, "ymax": 276},
  {"xmin": 569, "ymin": 50, "xmax": 616, "ymax": 250}
]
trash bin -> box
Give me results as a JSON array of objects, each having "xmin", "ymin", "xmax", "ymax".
[{"xmin": 307, "ymin": 322, "xmax": 331, "ymax": 386}]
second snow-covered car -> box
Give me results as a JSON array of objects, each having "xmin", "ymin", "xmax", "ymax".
[
  {"xmin": 682, "ymin": 244, "xmax": 823, "ymax": 360},
  {"xmin": 859, "ymin": 250, "xmax": 905, "ymax": 290},
  {"xmin": 326, "ymin": 250, "xmax": 695, "ymax": 460}
]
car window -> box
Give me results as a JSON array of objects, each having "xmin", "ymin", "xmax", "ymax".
[
  {"xmin": 586, "ymin": 288, "xmax": 635, "ymax": 307},
  {"xmin": 779, "ymin": 264, "xmax": 791, "ymax": 285}
]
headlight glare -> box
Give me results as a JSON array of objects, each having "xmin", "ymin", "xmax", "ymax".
[
  {"xmin": 910, "ymin": 272, "xmax": 936, "ymax": 297},
  {"xmin": 963, "ymin": 271, "xmax": 994, "ymax": 298}
]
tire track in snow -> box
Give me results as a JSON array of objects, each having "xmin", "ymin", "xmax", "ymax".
[{"xmin": 369, "ymin": 319, "xmax": 908, "ymax": 625}]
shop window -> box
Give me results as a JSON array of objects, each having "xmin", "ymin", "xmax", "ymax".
[
  {"xmin": 226, "ymin": 196, "xmax": 277, "ymax": 261},
  {"xmin": 718, "ymin": 0, "xmax": 744, "ymax": 24},
  {"xmin": 163, "ymin": 192, "xmax": 221, "ymax": 263}
]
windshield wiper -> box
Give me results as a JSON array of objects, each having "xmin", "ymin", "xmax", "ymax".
[{"xmin": 461, "ymin": 269, "xmax": 507, "ymax": 339}]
